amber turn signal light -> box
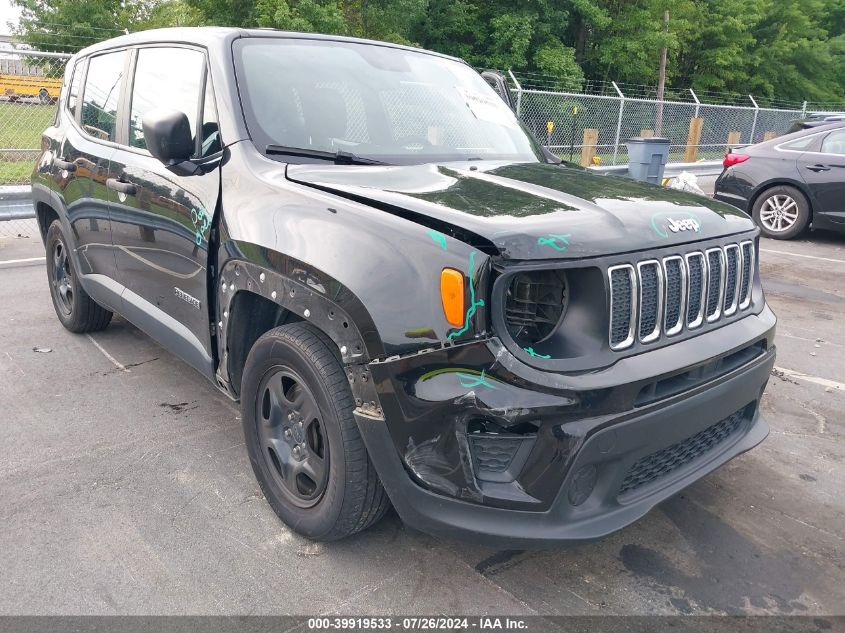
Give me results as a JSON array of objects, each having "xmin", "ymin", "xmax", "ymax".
[{"xmin": 440, "ymin": 268, "xmax": 465, "ymax": 327}]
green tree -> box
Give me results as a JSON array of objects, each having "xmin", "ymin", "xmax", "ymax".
[
  {"xmin": 254, "ymin": 0, "xmax": 346, "ymax": 33},
  {"xmin": 12, "ymin": 0, "xmax": 845, "ymax": 105},
  {"xmin": 137, "ymin": 0, "xmax": 205, "ymax": 29},
  {"xmin": 11, "ymin": 0, "xmax": 152, "ymax": 53}
]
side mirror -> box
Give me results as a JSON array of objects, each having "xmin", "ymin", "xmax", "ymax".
[
  {"xmin": 142, "ymin": 109, "xmax": 194, "ymax": 165},
  {"xmin": 481, "ymin": 71, "xmax": 514, "ymax": 110}
]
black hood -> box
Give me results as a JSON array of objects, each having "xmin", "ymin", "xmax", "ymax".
[{"xmin": 286, "ymin": 161, "xmax": 754, "ymax": 260}]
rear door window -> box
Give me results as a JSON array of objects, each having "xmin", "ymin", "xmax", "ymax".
[
  {"xmin": 128, "ymin": 47, "xmax": 204, "ymax": 153},
  {"xmin": 780, "ymin": 135, "xmax": 820, "ymax": 152},
  {"xmin": 80, "ymin": 51, "xmax": 126, "ymax": 142},
  {"xmin": 820, "ymin": 130, "xmax": 845, "ymax": 155}
]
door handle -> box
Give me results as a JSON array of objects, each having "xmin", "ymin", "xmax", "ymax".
[
  {"xmin": 53, "ymin": 158, "xmax": 76, "ymax": 172},
  {"xmin": 806, "ymin": 164, "xmax": 831, "ymax": 172},
  {"xmin": 106, "ymin": 178, "xmax": 136, "ymax": 196}
]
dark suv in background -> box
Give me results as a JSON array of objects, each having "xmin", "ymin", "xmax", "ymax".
[{"xmin": 32, "ymin": 27, "xmax": 776, "ymax": 546}]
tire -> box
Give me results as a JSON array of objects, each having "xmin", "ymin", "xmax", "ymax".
[
  {"xmin": 241, "ymin": 322, "xmax": 390, "ymax": 540},
  {"xmin": 45, "ymin": 220, "xmax": 113, "ymax": 333},
  {"xmin": 752, "ymin": 185, "xmax": 810, "ymax": 240}
]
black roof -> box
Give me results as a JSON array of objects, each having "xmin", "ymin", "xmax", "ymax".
[{"xmin": 76, "ymin": 26, "xmax": 461, "ymax": 62}]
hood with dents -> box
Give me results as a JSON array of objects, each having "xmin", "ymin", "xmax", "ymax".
[{"xmin": 286, "ymin": 161, "xmax": 754, "ymax": 260}]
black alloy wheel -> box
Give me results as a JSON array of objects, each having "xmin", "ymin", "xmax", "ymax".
[{"xmin": 51, "ymin": 237, "xmax": 74, "ymax": 316}]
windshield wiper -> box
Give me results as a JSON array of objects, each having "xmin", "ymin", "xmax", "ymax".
[{"xmin": 264, "ymin": 144, "xmax": 386, "ymax": 165}]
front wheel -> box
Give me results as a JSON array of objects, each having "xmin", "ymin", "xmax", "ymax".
[
  {"xmin": 752, "ymin": 185, "xmax": 810, "ymax": 240},
  {"xmin": 241, "ymin": 322, "xmax": 390, "ymax": 540}
]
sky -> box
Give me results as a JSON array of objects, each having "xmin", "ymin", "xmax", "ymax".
[{"xmin": 0, "ymin": 0, "xmax": 22, "ymax": 34}]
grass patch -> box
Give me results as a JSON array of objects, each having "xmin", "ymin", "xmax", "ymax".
[
  {"xmin": 0, "ymin": 101, "xmax": 55, "ymax": 185},
  {"xmin": 0, "ymin": 160, "xmax": 35, "ymax": 186},
  {"xmin": 0, "ymin": 101, "xmax": 55, "ymax": 148}
]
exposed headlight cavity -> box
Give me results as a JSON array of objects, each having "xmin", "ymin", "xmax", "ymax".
[{"xmin": 504, "ymin": 269, "xmax": 568, "ymax": 347}]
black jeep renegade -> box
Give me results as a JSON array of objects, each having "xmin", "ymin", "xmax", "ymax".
[{"xmin": 32, "ymin": 27, "xmax": 776, "ymax": 546}]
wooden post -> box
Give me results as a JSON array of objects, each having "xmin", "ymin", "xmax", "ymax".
[
  {"xmin": 581, "ymin": 128, "xmax": 599, "ymax": 166},
  {"xmin": 640, "ymin": 129, "xmax": 654, "ymax": 138},
  {"xmin": 727, "ymin": 131, "xmax": 742, "ymax": 148},
  {"xmin": 684, "ymin": 117, "xmax": 703, "ymax": 162},
  {"xmin": 763, "ymin": 131, "xmax": 776, "ymax": 141}
]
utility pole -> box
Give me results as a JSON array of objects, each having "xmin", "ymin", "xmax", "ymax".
[{"xmin": 655, "ymin": 10, "xmax": 669, "ymax": 136}]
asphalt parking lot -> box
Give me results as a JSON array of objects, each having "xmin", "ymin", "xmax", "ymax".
[{"xmin": 0, "ymin": 217, "xmax": 843, "ymax": 617}]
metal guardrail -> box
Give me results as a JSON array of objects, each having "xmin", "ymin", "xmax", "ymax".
[
  {"xmin": 0, "ymin": 187, "xmax": 33, "ymax": 221},
  {"xmin": 590, "ymin": 160, "xmax": 724, "ymax": 178}
]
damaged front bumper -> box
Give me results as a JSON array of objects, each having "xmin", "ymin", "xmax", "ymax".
[{"xmin": 354, "ymin": 306, "xmax": 777, "ymax": 548}]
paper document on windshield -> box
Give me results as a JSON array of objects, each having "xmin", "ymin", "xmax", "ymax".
[{"xmin": 455, "ymin": 86, "xmax": 518, "ymax": 129}]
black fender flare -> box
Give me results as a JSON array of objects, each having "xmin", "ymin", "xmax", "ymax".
[
  {"xmin": 30, "ymin": 182, "xmax": 93, "ymax": 283},
  {"xmin": 216, "ymin": 257, "xmax": 384, "ymax": 391}
]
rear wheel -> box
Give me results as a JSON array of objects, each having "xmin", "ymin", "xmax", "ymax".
[
  {"xmin": 46, "ymin": 220, "xmax": 113, "ymax": 333},
  {"xmin": 241, "ymin": 322, "xmax": 389, "ymax": 540},
  {"xmin": 752, "ymin": 185, "xmax": 810, "ymax": 240}
]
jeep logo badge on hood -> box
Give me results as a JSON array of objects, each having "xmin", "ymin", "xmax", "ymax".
[
  {"xmin": 649, "ymin": 211, "xmax": 703, "ymax": 238},
  {"xmin": 667, "ymin": 217, "xmax": 701, "ymax": 233}
]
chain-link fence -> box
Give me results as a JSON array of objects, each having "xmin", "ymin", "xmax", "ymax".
[
  {"xmin": 513, "ymin": 77, "xmax": 810, "ymax": 166},
  {"xmin": 1, "ymin": 51, "xmax": 68, "ymax": 184},
  {"xmin": 1, "ymin": 51, "xmax": 844, "ymax": 239},
  {"xmin": 1, "ymin": 50, "xmax": 68, "ymax": 239}
]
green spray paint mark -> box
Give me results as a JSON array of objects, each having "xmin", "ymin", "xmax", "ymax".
[
  {"xmin": 537, "ymin": 233, "xmax": 571, "ymax": 251},
  {"xmin": 420, "ymin": 367, "xmax": 471, "ymax": 381},
  {"xmin": 404, "ymin": 326, "xmax": 438, "ymax": 340},
  {"xmin": 457, "ymin": 369, "xmax": 496, "ymax": 390},
  {"xmin": 447, "ymin": 251, "xmax": 484, "ymax": 341},
  {"xmin": 419, "ymin": 367, "xmax": 499, "ymax": 388},
  {"xmin": 428, "ymin": 229, "xmax": 448, "ymax": 250},
  {"xmin": 523, "ymin": 346, "xmax": 551, "ymax": 359},
  {"xmin": 191, "ymin": 206, "xmax": 211, "ymax": 246}
]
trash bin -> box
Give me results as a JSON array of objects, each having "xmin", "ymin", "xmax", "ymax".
[{"xmin": 626, "ymin": 137, "xmax": 670, "ymax": 184}]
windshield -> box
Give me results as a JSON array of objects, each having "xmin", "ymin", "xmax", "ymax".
[{"xmin": 233, "ymin": 37, "xmax": 543, "ymax": 165}]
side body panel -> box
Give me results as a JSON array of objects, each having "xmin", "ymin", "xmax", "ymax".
[
  {"xmin": 215, "ymin": 142, "xmax": 491, "ymax": 391},
  {"xmin": 797, "ymin": 152, "xmax": 845, "ymax": 228}
]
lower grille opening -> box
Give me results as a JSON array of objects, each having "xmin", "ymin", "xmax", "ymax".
[
  {"xmin": 635, "ymin": 340, "xmax": 767, "ymax": 407},
  {"xmin": 468, "ymin": 418, "xmax": 537, "ymax": 483},
  {"xmin": 618, "ymin": 403, "xmax": 754, "ymax": 499}
]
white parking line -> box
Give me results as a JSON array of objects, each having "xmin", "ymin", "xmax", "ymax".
[
  {"xmin": 761, "ymin": 248, "xmax": 845, "ymax": 265},
  {"xmin": 779, "ymin": 331, "xmax": 845, "ymax": 349},
  {"xmin": 85, "ymin": 334, "xmax": 130, "ymax": 373},
  {"xmin": 774, "ymin": 366, "xmax": 845, "ymax": 391},
  {"xmin": 0, "ymin": 256, "xmax": 46, "ymax": 266}
]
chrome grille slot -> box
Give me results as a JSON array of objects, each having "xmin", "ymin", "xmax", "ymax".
[
  {"xmin": 723, "ymin": 244, "xmax": 740, "ymax": 316},
  {"xmin": 685, "ymin": 252, "xmax": 706, "ymax": 329},
  {"xmin": 663, "ymin": 256, "xmax": 685, "ymax": 336},
  {"xmin": 606, "ymin": 240, "xmax": 756, "ymax": 352},
  {"xmin": 705, "ymin": 248, "xmax": 724, "ymax": 322},
  {"xmin": 608, "ymin": 265, "xmax": 636, "ymax": 350},
  {"xmin": 637, "ymin": 260, "xmax": 663, "ymax": 343},
  {"xmin": 740, "ymin": 241, "xmax": 754, "ymax": 309}
]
